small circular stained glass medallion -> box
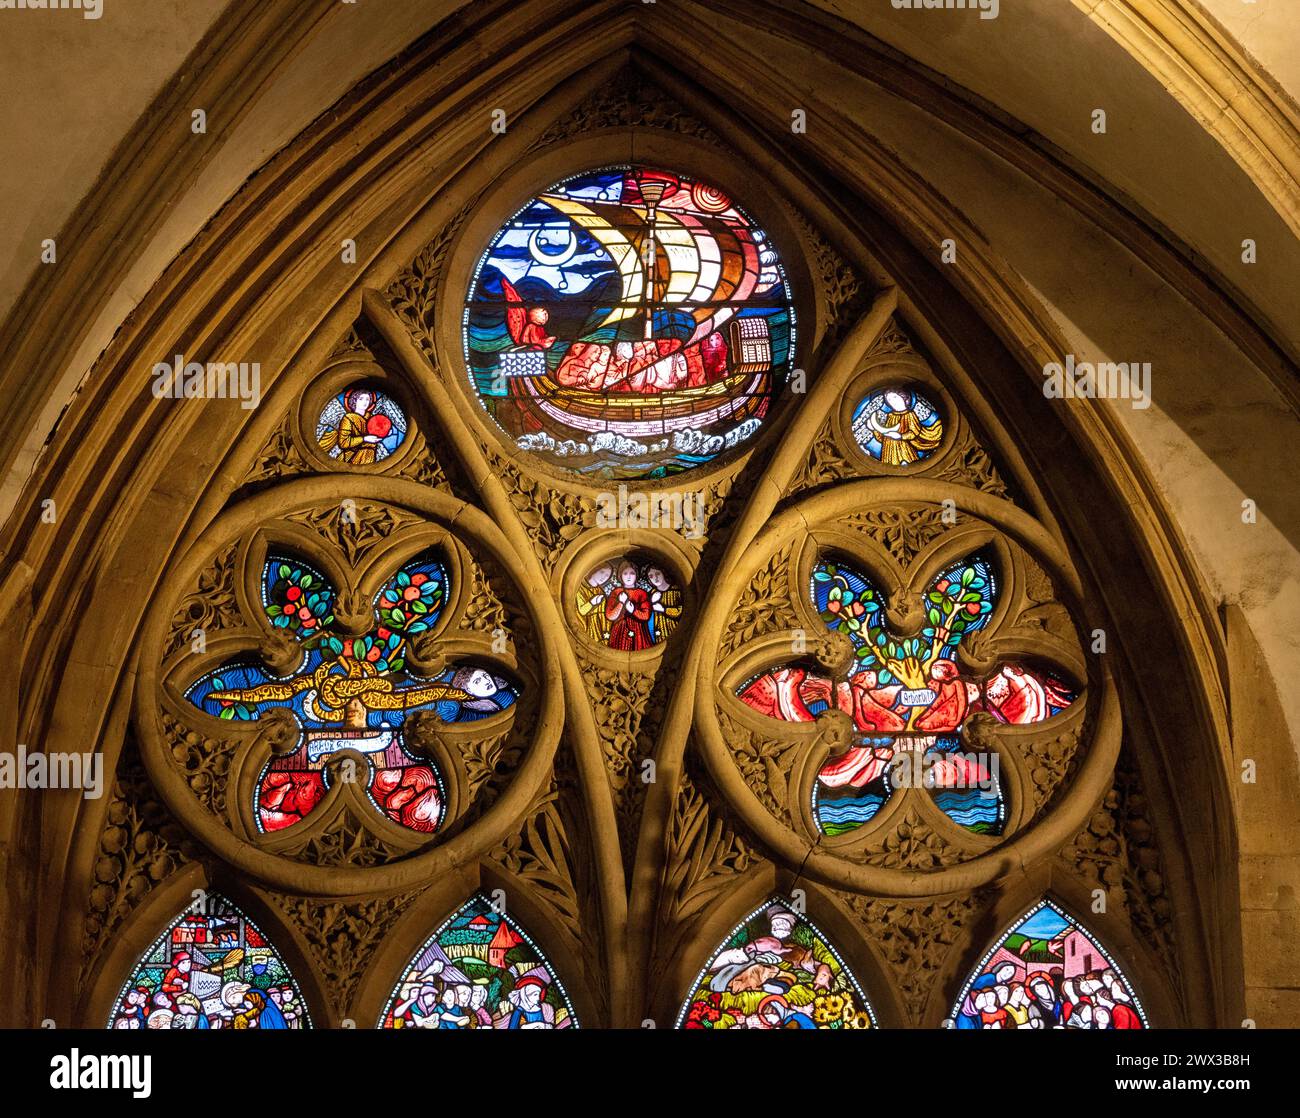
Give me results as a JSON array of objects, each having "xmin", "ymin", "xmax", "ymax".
[
  {"xmin": 316, "ymin": 387, "xmax": 407, "ymax": 465},
  {"xmin": 574, "ymin": 555, "xmax": 683, "ymax": 650},
  {"xmin": 850, "ymin": 387, "xmax": 943, "ymax": 467}
]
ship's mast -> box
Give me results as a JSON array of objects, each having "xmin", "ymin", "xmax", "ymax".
[{"xmin": 637, "ymin": 176, "xmax": 669, "ymax": 341}]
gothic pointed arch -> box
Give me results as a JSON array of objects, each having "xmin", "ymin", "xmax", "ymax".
[
  {"xmin": 378, "ymin": 892, "xmax": 580, "ymax": 1029},
  {"xmin": 107, "ymin": 892, "xmax": 312, "ymax": 1030},
  {"xmin": 677, "ymin": 894, "xmax": 878, "ymax": 1030},
  {"xmin": 946, "ymin": 898, "xmax": 1148, "ymax": 1030},
  {"xmin": 0, "ymin": 4, "xmax": 1249, "ymax": 1031}
]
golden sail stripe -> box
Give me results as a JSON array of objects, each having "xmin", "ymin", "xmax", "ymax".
[{"xmin": 540, "ymin": 193, "xmax": 644, "ymax": 330}]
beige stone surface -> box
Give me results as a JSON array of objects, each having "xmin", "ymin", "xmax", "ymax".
[{"xmin": 0, "ymin": 0, "xmax": 1294, "ymax": 1029}]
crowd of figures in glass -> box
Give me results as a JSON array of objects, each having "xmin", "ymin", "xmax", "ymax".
[
  {"xmin": 315, "ymin": 386, "xmax": 407, "ymax": 465},
  {"xmin": 738, "ymin": 552, "xmax": 1075, "ymax": 836},
  {"xmin": 850, "ymin": 387, "xmax": 943, "ymax": 466},
  {"xmin": 679, "ymin": 900, "xmax": 875, "ymax": 1029},
  {"xmin": 380, "ymin": 896, "xmax": 577, "ymax": 1029},
  {"xmin": 185, "ymin": 554, "xmax": 517, "ymax": 833},
  {"xmin": 109, "ymin": 899, "xmax": 308, "ymax": 1029},
  {"xmin": 950, "ymin": 902, "xmax": 1147, "ymax": 1029},
  {"xmin": 465, "ymin": 165, "xmax": 795, "ymax": 478},
  {"xmin": 575, "ymin": 556, "xmax": 682, "ymax": 649}
]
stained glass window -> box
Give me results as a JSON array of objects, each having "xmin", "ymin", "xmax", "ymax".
[
  {"xmin": 850, "ymin": 387, "xmax": 942, "ymax": 466},
  {"xmin": 737, "ymin": 552, "xmax": 1075, "ymax": 836},
  {"xmin": 949, "ymin": 900, "xmax": 1147, "ymax": 1029},
  {"xmin": 678, "ymin": 897, "xmax": 875, "ymax": 1029},
  {"xmin": 379, "ymin": 894, "xmax": 577, "ymax": 1029},
  {"xmin": 575, "ymin": 555, "xmax": 682, "ymax": 649},
  {"xmin": 465, "ymin": 165, "xmax": 795, "ymax": 479},
  {"xmin": 316, "ymin": 387, "xmax": 407, "ymax": 464},
  {"xmin": 108, "ymin": 895, "xmax": 309, "ymax": 1029},
  {"xmin": 185, "ymin": 553, "xmax": 518, "ymax": 833}
]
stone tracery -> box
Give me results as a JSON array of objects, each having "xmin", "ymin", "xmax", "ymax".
[{"xmin": 13, "ymin": 59, "xmax": 1217, "ymax": 1031}]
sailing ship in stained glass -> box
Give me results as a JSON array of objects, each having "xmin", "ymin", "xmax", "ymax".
[{"xmin": 465, "ymin": 166, "xmax": 795, "ymax": 479}]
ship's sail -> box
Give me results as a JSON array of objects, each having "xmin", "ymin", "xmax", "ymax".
[{"xmin": 537, "ymin": 188, "xmax": 762, "ymax": 342}]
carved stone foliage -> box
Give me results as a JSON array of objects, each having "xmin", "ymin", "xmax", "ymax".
[
  {"xmin": 716, "ymin": 708, "xmax": 800, "ymax": 829},
  {"xmin": 856, "ymin": 807, "xmax": 968, "ymax": 871},
  {"xmin": 931, "ymin": 430, "xmax": 1011, "ymax": 499},
  {"xmin": 277, "ymin": 889, "xmax": 424, "ymax": 1018},
  {"xmin": 164, "ymin": 543, "xmax": 241, "ymax": 660},
  {"xmin": 457, "ymin": 727, "xmax": 521, "ymax": 808},
  {"xmin": 530, "ymin": 67, "xmax": 725, "ymax": 153},
  {"xmin": 460, "ymin": 547, "xmax": 535, "ymax": 654},
  {"xmin": 160, "ymin": 712, "xmax": 237, "ymax": 819},
  {"xmin": 387, "ymin": 199, "xmax": 477, "ymax": 347},
  {"xmin": 295, "ymin": 812, "xmax": 408, "ymax": 869},
  {"xmin": 578, "ymin": 652, "xmax": 679, "ymax": 872},
  {"xmin": 1014, "ymin": 551, "xmax": 1077, "ymax": 645},
  {"xmin": 487, "ymin": 763, "xmax": 607, "ymax": 1020},
  {"xmin": 1064, "ymin": 745, "xmax": 1181, "ymax": 996},
  {"xmin": 490, "ymin": 784, "xmax": 583, "ymax": 945},
  {"xmin": 391, "ymin": 431, "xmax": 450, "ymax": 490},
  {"xmin": 719, "ymin": 542, "xmax": 799, "ymax": 660},
  {"xmin": 655, "ymin": 762, "xmax": 759, "ymax": 968},
  {"xmin": 844, "ymin": 892, "xmax": 986, "ymax": 1025},
  {"xmin": 792, "ymin": 417, "xmax": 1013, "ymax": 502},
  {"xmin": 842, "ymin": 505, "xmax": 951, "ymax": 567},
  {"xmin": 492, "ymin": 453, "xmax": 596, "ymax": 569},
  {"xmin": 242, "ymin": 412, "xmax": 311, "ymax": 489},
  {"xmin": 871, "ymin": 320, "xmax": 915, "ymax": 357},
  {"xmin": 791, "ymin": 426, "xmax": 856, "ymax": 495},
  {"xmin": 82, "ymin": 740, "xmax": 199, "ymax": 982},
  {"xmin": 693, "ymin": 472, "xmax": 741, "ymax": 544},
  {"xmin": 284, "ymin": 501, "xmax": 426, "ymax": 569},
  {"xmin": 462, "ymin": 556, "xmax": 509, "ymax": 636},
  {"xmin": 1017, "ymin": 721, "xmax": 1086, "ymax": 815},
  {"xmin": 792, "ymin": 210, "xmax": 872, "ymax": 355},
  {"xmin": 328, "ymin": 324, "xmax": 374, "ymax": 364}
]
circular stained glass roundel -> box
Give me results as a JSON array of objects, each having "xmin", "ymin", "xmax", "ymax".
[
  {"xmin": 464, "ymin": 166, "xmax": 796, "ymax": 480},
  {"xmin": 316, "ymin": 387, "xmax": 407, "ymax": 465},
  {"xmin": 850, "ymin": 387, "xmax": 943, "ymax": 467}
]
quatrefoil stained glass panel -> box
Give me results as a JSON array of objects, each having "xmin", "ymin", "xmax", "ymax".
[
  {"xmin": 738, "ymin": 552, "xmax": 1075, "ymax": 836},
  {"xmin": 185, "ymin": 553, "xmax": 518, "ymax": 834}
]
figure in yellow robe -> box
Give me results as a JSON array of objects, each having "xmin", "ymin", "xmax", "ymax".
[
  {"xmin": 647, "ymin": 565, "xmax": 682, "ymax": 642},
  {"xmin": 576, "ymin": 563, "xmax": 613, "ymax": 644},
  {"xmin": 318, "ymin": 388, "xmax": 384, "ymax": 466},
  {"xmin": 869, "ymin": 390, "xmax": 943, "ymax": 466}
]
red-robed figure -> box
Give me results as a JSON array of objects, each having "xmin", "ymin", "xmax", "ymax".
[
  {"xmin": 605, "ymin": 562, "xmax": 653, "ymax": 651},
  {"xmin": 161, "ymin": 952, "xmax": 192, "ymax": 999},
  {"xmin": 501, "ymin": 277, "xmax": 556, "ymax": 349}
]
